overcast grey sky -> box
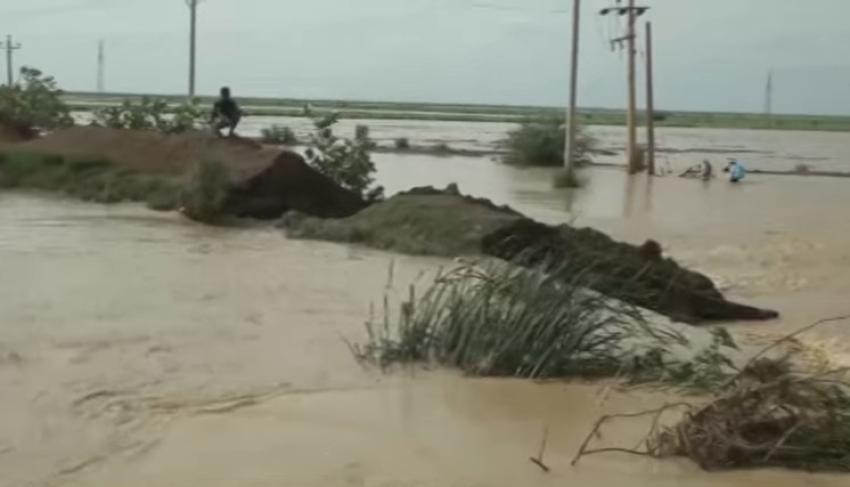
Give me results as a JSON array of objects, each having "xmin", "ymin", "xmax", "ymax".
[{"xmin": 3, "ymin": 0, "xmax": 850, "ymax": 114}]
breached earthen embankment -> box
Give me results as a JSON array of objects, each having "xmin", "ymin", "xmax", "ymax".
[
  {"xmin": 3, "ymin": 127, "xmax": 778, "ymax": 324},
  {"xmin": 282, "ymin": 185, "xmax": 779, "ymax": 324}
]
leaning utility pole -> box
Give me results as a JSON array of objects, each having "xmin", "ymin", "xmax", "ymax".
[
  {"xmin": 625, "ymin": 0, "xmax": 639, "ymax": 173},
  {"xmin": 564, "ymin": 0, "xmax": 582, "ymax": 175},
  {"xmin": 97, "ymin": 40, "xmax": 105, "ymax": 93},
  {"xmin": 186, "ymin": 0, "xmax": 202, "ymax": 98},
  {"xmin": 644, "ymin": 21, "xmax": 656, "ymax": 175},
  {"xmin": 0, "ymin": 35, "xmax": 22, "ymax": 87},
  {"xmin": 600, "ymin": 2, "xmax": 649, "ymax": 174}
]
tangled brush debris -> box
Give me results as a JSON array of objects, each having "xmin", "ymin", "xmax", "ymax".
[{"xmin": 573, "ymin": 315, "xmax": 850, "ymax": 473}]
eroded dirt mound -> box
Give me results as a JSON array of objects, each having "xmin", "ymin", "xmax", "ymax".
[
  {"xmin": 482, "ymin": 219, "xmax": 778, "ymax": 324},
  {"xmin": 228, "ymin": 151, "xmax": 368, "ymax": 219},
  {"xmin": 283, "ymin": 184, "xmax": 522, "ymax": 255},
  {"xmin": 282, "ymin": 186, "xmax": 779, "ymax": 324}
]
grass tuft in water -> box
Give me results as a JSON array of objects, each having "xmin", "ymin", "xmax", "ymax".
[{"xmin": 350, "ymin": 257, "xmax": 697, "ymax": 380}]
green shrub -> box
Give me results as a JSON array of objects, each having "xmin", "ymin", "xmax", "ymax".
[
  {"xmin": 502, "ymin": 118, "xmax": 595, "ymax": 167},
  {"xmin": 260, "ymin": 125, "xmax": 298, "ymax": 145},
  {"xmin": 0, "ymin": 67, "xmax": 73, "ymax": 137},
  {"xmin": 169, "ymin": 100, "xmax": 207, "ymax": 133},
  {"xmin": 94, "ymin": 97, "xmax": 204, "ymax": 134},
  {"xmin": 180, "ymin": 153, "xmax": 231, "ymax": 223},
  {"xmin": 394, "ymin": 137, "xmax": 410, "ymax": 150},
  {"xmin": 303, "ymin": 107, "xmax": 383, "ymax": 201}
]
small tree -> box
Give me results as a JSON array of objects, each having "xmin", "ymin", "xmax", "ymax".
[
  {"xmin": 303, "ymin": 109, "xmax": 383, "ymax": 201},
  {"xmin": 0, "ymin": 67, "xmax": 73, "ymax": 138}
]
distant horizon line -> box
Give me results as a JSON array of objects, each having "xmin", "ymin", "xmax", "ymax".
[{"xmin": 62, "ymin": 90, "xmax": 850, "ymax": 120}]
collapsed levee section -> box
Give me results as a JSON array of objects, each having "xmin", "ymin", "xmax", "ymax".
[
  {"xmin": 481, "ymin": 219, "xmax": 779, "ymax": 324},
  {"xmin": 226, "ymin": 151, "xmax": 368, "ymax": 220},
  {"xmin": 282, "ymin": 185, "xmax": 779, "ymax": 325}
]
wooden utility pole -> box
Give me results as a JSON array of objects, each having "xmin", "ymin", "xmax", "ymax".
[
  {"xmin": 0, "ymin": 35, "xmax": 22, "ymax": 87},
  {"xmin": 644, "ymin": 21, "xmax": 656, "ymax": 175},
  {"xmin": 186, "ymin": 0, "xmax": 201, "ymax": 98},
  {"xmin": 97, "ymin": 40, "xmax": 105, "ymax": 93},
  {"xmin": 564, "ymin": 0, "xmax": 582, "ymax": 175},
  {"xmin": 625, "ymin": 0, "xmax": 639, "ymax": 173},
  {"xmin": 764, "ymin": 69, "xmax": 773, "ymax": 116},
  {"xmin": 600, "ymin": 2, "xmax": 650, "ymax": 174}
]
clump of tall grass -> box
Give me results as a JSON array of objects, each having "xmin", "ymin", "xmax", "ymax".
[
  {"xmin": 180, "ymin": 152, "xmax": 231, "ymax": 223},
  {"xmin": 350, "ymin": 258, "xmax": 690, "ymax": 379}
]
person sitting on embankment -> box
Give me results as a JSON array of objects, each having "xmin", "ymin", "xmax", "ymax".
[{"xmin": 210, "ymin": 87, "xmax": 242, "ymax": 138}]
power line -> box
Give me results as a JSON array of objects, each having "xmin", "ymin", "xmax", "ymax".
[
  {"xmin": 0, "ymin": 35, "xmax": 22, "ymax": 87},
  {"xmin": 469, "ymin": 1, "xmax": 568, "ymax": 13}
]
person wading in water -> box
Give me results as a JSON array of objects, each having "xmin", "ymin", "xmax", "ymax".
[{"xmin": 210, "ymin": 87, "xmax": 242, "ymax": 137}]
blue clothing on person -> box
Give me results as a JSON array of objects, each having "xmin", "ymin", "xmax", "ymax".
[{"xmin": 728, "ymin": 160, "xmax": 746, "ymax": 182}]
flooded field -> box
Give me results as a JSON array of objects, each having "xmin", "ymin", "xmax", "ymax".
[
  {"xmin": 3, "ymin": 121, "xmax": 850, "ymax": 486},
  {"xmin": 72, "ymin": 112, "xmax": 850, "ymax": 172}
]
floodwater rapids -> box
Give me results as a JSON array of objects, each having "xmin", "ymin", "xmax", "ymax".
[{"xmin": 2, "ymin": 153, "xmax": 850, "ymax": 486}]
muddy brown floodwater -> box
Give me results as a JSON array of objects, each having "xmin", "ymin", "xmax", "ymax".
[{"xmin": 2, "ymin": 146, "xmax": 850, "ymax": 486}]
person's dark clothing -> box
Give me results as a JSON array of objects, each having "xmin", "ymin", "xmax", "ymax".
[
  {"xmin": 213, "ymin": 98, "xmax": 240, "ymax": 121},
  {"xmin": 212, "ymin": 97, "xmax": 241, "ymax": 136}
]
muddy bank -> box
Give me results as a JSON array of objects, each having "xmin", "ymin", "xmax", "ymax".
[
  {"xmin": 282, "ymin": 185, "xmax": 778, "ymax": 324},
  {"xmin": 227, "ymin": 151, "xmax": 367, "ymax": 219}
]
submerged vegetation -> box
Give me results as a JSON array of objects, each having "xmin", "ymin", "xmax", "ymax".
[
  {"xmin": 502, "ymin": 118, "xmax": 595, "ymax": 167},
  {"xmin": 394, "ymin": 137, "xmax": 410, "ymax": 150},
  {"xmin": 571, "ymin": 315, "xmax": 850, "ymax": 473},
  {"xmin": 350, "ymin": 258, "xmax": 736, "ymax": 383}
]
